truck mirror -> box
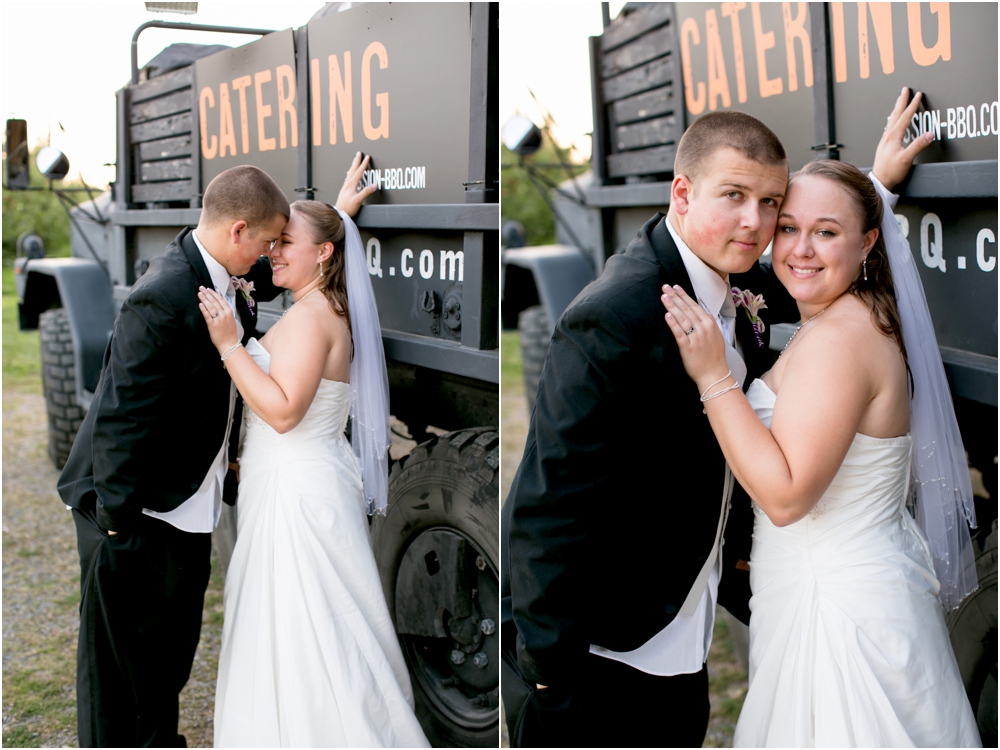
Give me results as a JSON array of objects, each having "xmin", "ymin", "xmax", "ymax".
[
  {"xmin": 5, "ymin": 119, "xmax": 30, "ymax": 189},
  {"xmin": 16, "ymin": 232, "xmax": 46, "ymax": 260},
  {"xmin": 502, "ymin": 115, "xmax": 542, "ymax": 156},
  {"xmin": 502, "ymin": 220, "xmax": 527, "ymax": 249},
  {"xmin": 36, "ymin": 146, "xmax": 70, "ymax": 181}
]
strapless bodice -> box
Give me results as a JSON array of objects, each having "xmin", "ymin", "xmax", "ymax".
[
  {"xmin": 745, "ymin": 378, "xmax": 915, "ymax": 528},
  {"xmin": 242, "ymin": 337, "xmax": 352, "ymax": 446}
]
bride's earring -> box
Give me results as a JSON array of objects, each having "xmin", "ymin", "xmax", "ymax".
[{"xmin": 863, "ymin": 257, "xmax": 868, "ymax": 281}]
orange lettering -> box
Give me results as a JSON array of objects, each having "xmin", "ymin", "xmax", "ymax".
[
  {"xmin": 199, "ymin": 86, "xmax": 217, "ymax": 160},
  {"xmin": 831, "ymin": 3, "xmax": 848, "ymax": 82},
  {"xmin": 722, "ymin": 3, "xmax": 749, "ymax": 103},
  {"xmin": 276, "ymin": 64, "xmax": 297, "ymax": 149},
  {"xmin": 362, "ymin": 42, "xmax": 389, "ymax": 140},
  {"xmin": 752, "ymin": 3, "xmax": 783, "ymax": 97},
  {"xmin": 329, "ymin": 53, "xmax": 353, "ymax": 145},
  {"xmin": 254, "ymin": 70, "xmax": 276, "ymax": 152},
  {"xmin": 706, "ymin": 9, "xmax": 732, "ymax": 110},
  {"xmin": 908, "ymin": 2, "xmax": 950, "ymax": 66},
  {"xmin": 218, "ymin": 82, "xmax": 237, "ymax": 158},
  {"xmin": 782, "ymin": 3, "xmax": 813, "ymax": 91},
  {"xmin": 681, "ymin": 17, "xmax": 707, "ymax": 115},
  {"xmin": 858, "ymin": 3, "xmax": 895, "ymax": 78},
  {"xmin": 231, "ymin": 75, "xmax": 252, "ymax": 154},
  {"xmin": 311, "ymin": 58, "xmax": 322, "ymax": 146}
]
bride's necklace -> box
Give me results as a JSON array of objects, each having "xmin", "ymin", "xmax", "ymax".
[
  {"xmin": 781, "ymin": 305, "xmax": 830, "ymax": 355},
  {"xmin": 281, "ymin": 285, "xmax": 321, "ymax": 318}
]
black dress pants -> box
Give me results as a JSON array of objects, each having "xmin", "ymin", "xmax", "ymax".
[
  {"xmin": 515, "ymin": 652, "xmax": 710, "ymax": 748},
  {"xmin": 73, "ymin": 507, "xmax": 212, "ymax": 748}
]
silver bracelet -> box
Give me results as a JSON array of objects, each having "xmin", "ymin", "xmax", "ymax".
[
  {"xmin": 700, "ymin": 381, "xmax": 741, "ymax": 403},
  {"xmin": 699, "ymin": 370, "xmax": 733, "ymax": 400},
  {"xmin": 220, "ymin": 342, "xmax": 242, "ymax": 367}
]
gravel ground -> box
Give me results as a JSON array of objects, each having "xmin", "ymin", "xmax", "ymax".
[{"xmin": 2, "ymin": 389, "xmax": 225, "ymax": 748}]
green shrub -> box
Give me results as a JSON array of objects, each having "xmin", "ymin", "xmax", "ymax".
[
  {"xmin": 2, "ymin": 147, "xmax": 100, "ymax": 264},
  {"xmin": 501, "ymin": 143, "xmax": 588, "ymax": 247}
]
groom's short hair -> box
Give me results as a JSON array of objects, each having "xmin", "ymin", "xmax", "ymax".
[
  {"xmin": 674, "ymin": 111, "xmax": 786, "ymax": 184},
  {"xmin": 201, "ymin": 165, "xmax": 290, "ymax": 233}
]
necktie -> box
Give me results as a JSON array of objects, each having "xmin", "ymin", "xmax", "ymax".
[
  {"xmin": 719, "ymin": 295, "xmax": 747, "ymax": 389},
  {"xmin": 224, "ymin": 278, "xmax": 245, "ymax": 342},
  {"xmin": 222, "ymin": 278, "xmax": 244, "ymax": 506}
]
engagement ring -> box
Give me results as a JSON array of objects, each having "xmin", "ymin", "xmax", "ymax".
[{"xmin": 685, "ymin": 326, "xmax": 695, "ymax": 335}]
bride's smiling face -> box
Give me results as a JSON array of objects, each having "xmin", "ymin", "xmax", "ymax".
[
  {"xmin": 269, "ymin": 210, "xmax": 331, "ymax": 291},
  {"xmin": 772, "ymin": 174, "xmax": 878, "ymax": 312}
]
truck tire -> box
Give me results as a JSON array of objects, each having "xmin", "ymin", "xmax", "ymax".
[
  {"xmin": 947, "ymin": 519, "xmax": 998, "ymax": 743},
  {"xmin": 518, "ymin": 306, "xmax": 549, "ymax": 413},
  {"xmin": 39, "ymin": 308, "xmax": 84, "ymax": 469},
  {"xmin": 372, "ymin": 428, "xmax": 499, "ymax": 747}
]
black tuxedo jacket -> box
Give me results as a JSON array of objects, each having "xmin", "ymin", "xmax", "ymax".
[
  {"xmin": 501, "ymin": 213, "xmax": 797, "ymax": 686},
  {"xmin": 57, "ymin": 228, "xmax": 281, "ymax": 533}
]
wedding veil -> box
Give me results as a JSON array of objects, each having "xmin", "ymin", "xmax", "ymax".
[
  {"xmin": 336, "ymin": 207, "xmax": 391, "ymax": 515},
  {"xmin": 871, "ymin": 175, "xmax": 978, "ymax": 609}
]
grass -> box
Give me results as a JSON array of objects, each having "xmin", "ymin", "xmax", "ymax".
[
  {"xmin": 705, "ymin": 614, "xmax": 750, "ymax": 745},
  {"xmin": 500, "ymin": 329, "xmax": 524, "ymax": 396},
  {"xmin": 3, "ymin": 265, "xmax": 42, "ymax": 393},
  {"xmin": 500, "ymin": 330, "xmax": 527, "ymax": 504},
  {"xmin": 2, "ymin": 725, "xmax": 42, "ymax": 747}
]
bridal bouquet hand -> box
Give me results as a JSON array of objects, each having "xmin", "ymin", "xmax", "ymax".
[{"xmin": 661, "ymin": 284, "xmax": 731, "ymax": 393}]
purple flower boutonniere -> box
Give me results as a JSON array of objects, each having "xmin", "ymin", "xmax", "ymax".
[
  {"xmin": 732, "ymin": 287, "xmax": 767, "ymax": 348},
  {"xmin": 231, "ymin": 277, "xmax": 256, "ymax": 310}
]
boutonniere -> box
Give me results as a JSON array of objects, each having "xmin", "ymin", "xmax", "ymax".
[
  {"xmin": 231, "ymin": 277, "xmax": 255, "ymax": 310},
  {"xmin": 731, "ymin": 287, "xmax": 766, "ymax": 348}
]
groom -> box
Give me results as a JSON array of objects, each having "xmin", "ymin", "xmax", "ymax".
[
  {"xmin": 57, "ymin": 165, "xmax": 287, "ymax": 747},
  {"xmin": 501, "ymin": 111, "xmax": 799, "ymax": 747}
]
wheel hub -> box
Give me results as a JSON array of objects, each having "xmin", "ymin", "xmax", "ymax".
[{"xmin": 394, "ymin": 528, "xmax": 499, "ymax": 730}]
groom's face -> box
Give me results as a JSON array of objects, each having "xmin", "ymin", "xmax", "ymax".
[
  {"xmin": 672, "ymin": 147, "xmax": 788, "ymax": 278},
  {"xmin": 225, "ymin": 213, "xmax": 288, "ymax": 275}
]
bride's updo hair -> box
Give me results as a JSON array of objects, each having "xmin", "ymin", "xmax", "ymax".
[
  {"xmin": 289, "ymin": 200, "xmax": 351, "ymax": 338},
  {"xmin": 789, "ymin": 160, "xmax": 910, "ymax": 384}
]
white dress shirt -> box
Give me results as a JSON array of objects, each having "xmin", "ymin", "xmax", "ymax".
[
  {"xmin": 589, "ymin": 214, "xmax": 746, "ymax": 676},
  {"xmin": 142, "ymin": 231, "xmax": 242, "ymax": 533}
]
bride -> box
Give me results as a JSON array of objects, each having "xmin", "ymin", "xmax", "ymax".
[
  {"xmin": 661, "ymin": 90, "xmax": 981, "ymax": 747},
  {"xmin": 196, "ymin": 157, "xmax": 430, "ymax": 747}
]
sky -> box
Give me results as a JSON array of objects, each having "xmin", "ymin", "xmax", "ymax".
[
  {"xmin": 500, "ymin": 2, "xmax": 625, "ymax": 160},
  {"xmin": 1, "ymin": 1, "xmax": 324, "ymax": 186},
  {"xmin": 2, "ymin": 1, "xmax": 623, "ymax": 186}
]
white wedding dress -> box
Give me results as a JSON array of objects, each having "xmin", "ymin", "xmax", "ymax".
[
  {"xmin": 214, "ymin": 338, "xmax": 429, "ymax": 748},
  {"xmin": 733, "ymin": 379, "xmax": 980, "ymax": 748}
]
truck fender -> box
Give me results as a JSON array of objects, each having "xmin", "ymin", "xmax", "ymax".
[
  {"xmin": 17, "ymin": 257, "xmax": 115, "ymax": 405},
  {"xmin": 501, "ymin": 245, "xmax": 595, "ymax": 332}
]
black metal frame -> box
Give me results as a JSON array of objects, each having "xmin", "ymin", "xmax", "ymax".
[
  {"xmin": 130, "ymin": 21, "xmax": 274, "ymax": 85},
  {"xmin": 809, "ymin": 3, "xmax": 841, "ymax": 160}
]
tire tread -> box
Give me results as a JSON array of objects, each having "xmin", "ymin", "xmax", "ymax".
[{"xmin": 39, "ymin": 308, "xmax": 83, "ymax": 469}]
